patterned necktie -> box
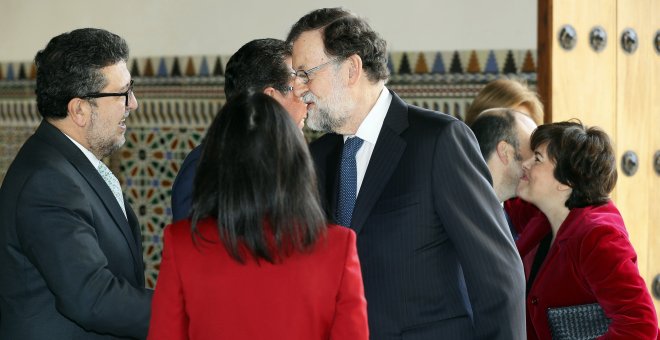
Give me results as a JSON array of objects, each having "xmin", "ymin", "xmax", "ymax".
[
  {"xmin": 97, "ymin": 161, "xmax": 127, "ymax": 218},
  {"xmin": 336, "ymin": 136, "xmax": 364, "ymax": 227}
]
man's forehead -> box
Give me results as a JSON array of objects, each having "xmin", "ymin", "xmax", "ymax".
[
  {"xmin": 515, "ymin": 113, "xmax": 537, "ymax": 132},
  {"xmin": 291, "ymin": 30, "xmax": 327, "ymax": 69},
  {"xmin": 99, "ymin": 62, "xmax": 130, "ymax": 88}
]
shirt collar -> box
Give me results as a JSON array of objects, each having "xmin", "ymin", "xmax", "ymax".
[
  {"xmin": 63, "ymin": 133, "xmax": 101, "ymax": 169},
  {"xmin": 344, "ymin": 86, "xmax": 392, "ymax": 144}
]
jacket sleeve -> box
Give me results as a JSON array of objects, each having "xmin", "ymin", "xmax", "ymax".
[
  {"xmin": 330, "ymin": 229, "xmax": 369, "ymax": 340},
  {"xmin": 16, "ymin": 168, "xmax": 152, "ymax": 339},
  {"xmin": 147, "ymin": 226, "xmax": 189, "ymax": 340},
  {"xmin": 432, "ymin": 120, "xmax": 526, "ymax": 340},
  {"xmin": 171, "ymin": 145, "xmax": 202, "ymax": 223},
  {"xmin": 578, "ymin": 225, "xmax": 658, "ymax": 339}
]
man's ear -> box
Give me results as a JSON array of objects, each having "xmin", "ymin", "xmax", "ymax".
[
  {"xmin": 495, "ymin": 140, "xmax": 510, "ymax": 165},
  {"xmin": 346, "ymin": 54, "xmax": 363, "ymax": 85},
  {"xmin": 67, "ymin": 98, "xmax": 88, "ymax": 127},
  {"xmin": 263, "ymin": 87, "xmax": 277, "ymax": 97},
  {"xmin": 557, "ymin": 183, "xmax": 572, "ymax": 192}
]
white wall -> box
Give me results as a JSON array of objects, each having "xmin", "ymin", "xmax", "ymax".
[{"xmin": 0, "ymin": 0, "xmax": 536, "ymax": 61}]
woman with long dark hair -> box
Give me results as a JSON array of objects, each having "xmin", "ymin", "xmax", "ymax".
[{"xmin": 148, "ymin": 92, "xmax": 368, "ymax": 340}]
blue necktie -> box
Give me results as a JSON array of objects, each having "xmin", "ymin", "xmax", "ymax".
[{"xmin": 336, "ymin": 137, "xmax": 363, "ymax": 227}]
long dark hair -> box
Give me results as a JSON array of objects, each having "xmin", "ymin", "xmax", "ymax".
[{"xmin": 190, "ymin": 92, "xmax": 326, "ymax": 263}]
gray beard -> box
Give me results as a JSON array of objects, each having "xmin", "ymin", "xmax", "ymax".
[
  {"xmin": 302, "ymin": 91, "xmax": 350, "ymax": 134},
  {"xmin": 306, "ymin": 107, "xmax": 345, "ymax": 133},
  {"xmin": 87, "ymin": 111, "xmax": 124, "ymax": 159}
]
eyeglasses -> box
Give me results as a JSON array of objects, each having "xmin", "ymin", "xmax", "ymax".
[
  {"xmin": 81, "ymin": 80, "xmax": 134, "ymax": 107},
  {"xmin": 295, "ymin": 59, "xmax": 339, "ymax": 84}
]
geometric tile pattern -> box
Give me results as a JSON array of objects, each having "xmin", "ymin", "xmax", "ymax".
[
  {"xmin": 120, "ymin": 127, "xmax": 206, "ymax": 287},
  {"xmin": 0, "ymin": 126, "xmax": 37, "ymax": 181},
  {"xmin": 0, "ymin": 49, "xmax": 537, "ymax": 287},
  {"xmin": 0, "ymin": 49, "xmax": 536, "ymax": 81}
]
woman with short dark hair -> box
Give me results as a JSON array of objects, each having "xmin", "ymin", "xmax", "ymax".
[
  {"xmin": 509, "ymin": 120, "xmax": 658, "ymax": 339},
  {"xmin": 148, "ymin": 92, "xmax": 368, "ymax": 340}
]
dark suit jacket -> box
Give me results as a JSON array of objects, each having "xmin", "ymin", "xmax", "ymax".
[
  {"xmin": 310, "ymin": 90, "xmax": 526, "ymax": 339},
  {"xmin": 170, "ymin": 145, "xmax": 202, "ymax": 222},
  {"xmin": 148, "ymin": 220, "xmax": 369, "ymax": 340},
  {"xmin": 0, "ymin": 120, "xmax": 153, "ymax": 339}
]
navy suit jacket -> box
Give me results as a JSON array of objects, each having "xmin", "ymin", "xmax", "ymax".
[
  {"xmin": 0, "ymin": 121, "xmax": 152, "ymax": 339},
  {"xmin": 170, "ymin": 145, "xmax": 202, "ymax": 222},
  {"xmin": 310, "ymin": 90, "xmax": 526, "ymax": 339}
]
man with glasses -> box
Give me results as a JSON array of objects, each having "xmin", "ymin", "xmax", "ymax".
[
  {"xmin": 171, "ymin": 38, "xmax": 307, "ymax": 222},
  {"xmin": 287, "ymin": 8, "xmax": 526, "ymax": 339},
  {"xmin": 0, "ymin": 28, "xmax": 152, "ymax": 339}
]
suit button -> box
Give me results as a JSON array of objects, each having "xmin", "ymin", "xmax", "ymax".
[{"xmin": 531, "ymin": 297, "xmax": 538, "ymax": 305}]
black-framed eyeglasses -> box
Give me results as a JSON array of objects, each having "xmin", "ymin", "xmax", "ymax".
[
  {"xmin": 276, "ymin": 72, "xmax": 296, "ymax": 94},
  {"xmin": 81, "ymin": 80, "xmax": 134, "ymax": 107},
  {"xmin": 295, "ymin": 59, "xmax": 339, "ymax": 84}
]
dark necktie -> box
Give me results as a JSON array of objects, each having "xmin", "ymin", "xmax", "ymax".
[
  {"xmin": 504, "ymin": 209, "xmax": 518, "ymax": 240},
  {"xmin": 336, "ymin": 137, "xmax": 364, "ymax": 227}
]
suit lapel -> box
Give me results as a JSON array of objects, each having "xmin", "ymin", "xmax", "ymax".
[
  {"xmin": 325, "ymin": 138, "xmax": 343, "ymax": 221},
  {"xmin": 351, "ymin": 90, "xmax": 408, "ymax": 234},
  {"xmin": 125, "ymin": 204, "xmax": 145, "ymax": 285},
  {"xmin": 36, "ymin": 121, "xmax": 142, "ymax": 271},
  {"xmin": 311, "ymin": 135, "xmax": 343, "ymax": 222}
]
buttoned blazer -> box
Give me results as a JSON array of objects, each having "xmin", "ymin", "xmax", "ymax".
[
  {"xmin": 309, "ymin": 90, "xmax": 526, "ymax": 339},
  {"xmin": 0, "ymin": 120, "xmax": 152, "ymax": 340}
]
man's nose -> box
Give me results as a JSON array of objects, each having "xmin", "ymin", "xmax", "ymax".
[
  {"xmin": 128, "ymin": 91, "xmax": 138, "ymax": 111},
  {"xmin": 292, "ymin": 77, "xmax": 308, "ymax": 97}
]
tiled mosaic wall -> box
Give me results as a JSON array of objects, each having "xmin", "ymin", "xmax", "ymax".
[{"xmin": 0, "ymin": 49, "xmax": 537, "ymax": 287}]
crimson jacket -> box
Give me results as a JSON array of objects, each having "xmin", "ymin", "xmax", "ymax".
[
  {"xmin": 148, "ymin": 219, "xmax": 368, "ymax": 340},
  {"xmin": 506, "ymin": 199, "xmax": 659, "ymax": 339}
]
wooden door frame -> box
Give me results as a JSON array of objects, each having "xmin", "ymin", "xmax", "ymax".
[{"xmin": 538, "ymin": 0, "xmax": 552, "ymax": 123}]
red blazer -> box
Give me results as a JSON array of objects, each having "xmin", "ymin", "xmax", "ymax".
[
  {"xmin": 148, "ymin": 219, "xmax": 368, "ymax": 340},
  {"xmin": 507, "ymin": 199, "xmax": 659, "ymax": 339}
]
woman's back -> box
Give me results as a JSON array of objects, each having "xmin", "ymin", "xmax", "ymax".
[
  {"xmin": 149, "ymin": 93, "xmax": 368, "ymax": 339},
  {"xmin": 149, "ymin": 219, "xmax": 367, "ymax": 340}
]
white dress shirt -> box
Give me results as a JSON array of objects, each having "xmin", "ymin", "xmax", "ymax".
[
  {"xmin": 64, "ymin": 134, "xmax": 102, "ymax": 170},
  {"xmin": 343, "ymin": 87, "xmax": 392, "ymax": 195}
]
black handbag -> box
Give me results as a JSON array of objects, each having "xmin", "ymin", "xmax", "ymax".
[{"xmin": 547, "ymin": 303, "xmax": 611, "ymax": 339}]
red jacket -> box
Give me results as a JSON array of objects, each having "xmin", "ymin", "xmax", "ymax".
[
  {"xmin": 148, "ymin": 219, "xmax": 368, "ymax": 340},
  {"xmin": 506, "ymin": 199, "xmax": 659, "ymax": 339}
]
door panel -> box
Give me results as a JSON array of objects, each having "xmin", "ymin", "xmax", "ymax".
[
  {"xmin": 616, "ymin": 0, "xmax": 653, "ymax": 282},
  {"xmin": 540, "ymin": 0, "xmax": 660, "ymax": 316},
  {"xmin": 550, "ymin": 0, "xmax": 616, "ymax": 135},
  {"xmin": 647, "ymin": 0, "xmax": 660, "ymax": 313}
]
